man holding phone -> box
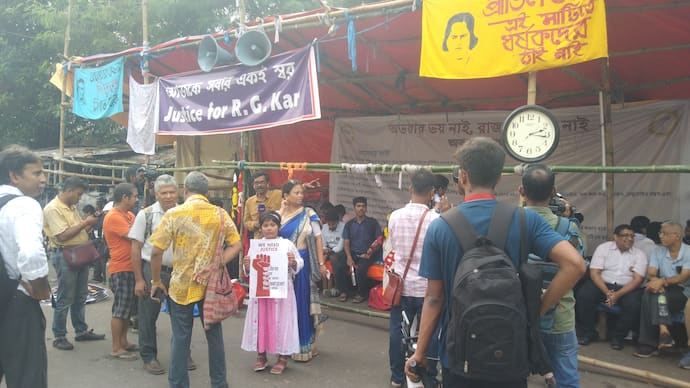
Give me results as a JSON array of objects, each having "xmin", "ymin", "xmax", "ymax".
[
  {"xmin": 243, "ymin": 171, "xmax": 281, "ymax": 240},
  {"xmin": 128, "ymin": 175, "xmax": 192, "ymax": 375}
]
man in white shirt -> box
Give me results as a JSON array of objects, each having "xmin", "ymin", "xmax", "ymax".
[
  {"xmin": 0, "ymin": 145, "xmax": 49, "ymax": 388},
  {"xmin": 575, "ymin": 224, "xmax": 648, "ymax": 350},
  {"xmin": 128, "ymin": 174, "xmax": 189, "ymax": 375},
  {"xmin": 321, "ymin": 208, "xmax": 345, "ymax": 296},
  {"xmin": 387, "ymin": 169, "xmax": 440, "ymax": 387}
]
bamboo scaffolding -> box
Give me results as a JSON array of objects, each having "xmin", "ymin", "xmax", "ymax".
[
  {"xmin": 49, "ymin": 156, "xmax": 690, "ymax": 177},
  {"xmin": 45, "ymin": 169, "xmax": 125, "ymax": 183}
]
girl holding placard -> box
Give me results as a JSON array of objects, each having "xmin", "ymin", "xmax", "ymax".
[{"xmin": 241, "ymin": 211, "xmax": 303, "ymax": 375}]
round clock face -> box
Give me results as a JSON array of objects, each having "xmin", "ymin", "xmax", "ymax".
[{"xmin": 502, "ymin": 105, "xmax": 560, "ymax": 163}]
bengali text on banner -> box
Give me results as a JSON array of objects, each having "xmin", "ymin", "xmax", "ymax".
[
  {"xmin": 420, "ymin": 0, "xmax": 608, "ymax": 79},
  {"xmin": 157, "ymin": 46, "xmax": 320, "ymax": 135}
]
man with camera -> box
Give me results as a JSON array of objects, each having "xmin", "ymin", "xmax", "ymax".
[{"xmin": 520, "ymin": 164, "xmax": 585, "ymax": 388}]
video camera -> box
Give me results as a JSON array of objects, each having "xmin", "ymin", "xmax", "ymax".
[{"xmin": 549, "ymin": 193, "xmax": 583, "ymax": 225}]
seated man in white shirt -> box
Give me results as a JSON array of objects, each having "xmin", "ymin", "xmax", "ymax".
[
  {"xmin": 321, "ymin": 208, "xmax": 345, "ymax": 297},
  {"xmin": 575, "ymin": 224, "xmax": 648, "ymax": 350}
]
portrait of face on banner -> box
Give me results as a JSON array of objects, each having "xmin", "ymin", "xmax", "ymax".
[{"xmin": 247, "ymin": 239, "xmax": 291, "ymax": 299}]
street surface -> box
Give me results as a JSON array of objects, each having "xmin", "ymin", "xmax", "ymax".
[{"xmin": 2, "ymin": 277, "xmax": 689, "ymax": 387}]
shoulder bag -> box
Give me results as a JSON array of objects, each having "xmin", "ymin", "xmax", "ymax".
[
  {"xmin": 202, "ymin": 209, "xmax": 238, "ymax": 330},
  {"xmin": 382, "ymin": 208, "xmax": 429, "ymax": 306}
]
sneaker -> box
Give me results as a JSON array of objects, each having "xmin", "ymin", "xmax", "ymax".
[
  {"xmin": 633, "ymin": 345, "xmax": 658, "ymax": 358},
  {"xmin": 53, "ymin": 337, "xmax": 74, "ymax": 350},
  {"xmin": 679, "ymin": 352, "xmax": 690, "ymax": 369},
  {"xmin": 74, "ymin": 329, "xmax": 106, "ymax": 341},
  {"xmin": 658, "ymin": 333, "xmax": 675, "ymax": 349},
  {"xmin": 390, "ymin": 381, "xmax": 402, "ymax": 387},
  {"xmin": 143, "ymin": 359, "xmax": 165, "ymax": 375}
]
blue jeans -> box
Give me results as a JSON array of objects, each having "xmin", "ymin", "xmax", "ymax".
[
  {"xmin": 51, "ymin": 250, "xmax": 89, "ymax": 338},
  {"xmin": 168, "ymin": 298, "xmax": 227, "ymax": 388},
  {"xmin": 389, "ymin": 296, "xmax": 439, "ymax": 385},
  {"xmin": 541, "ymin": 329, "xmax": 579, "ymax": 388}
]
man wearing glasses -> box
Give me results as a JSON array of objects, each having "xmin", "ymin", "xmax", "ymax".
[
  {"xmin": 575, "ymin": 224, "xmax": 647, "ymax": 350},
  {"xmin": 633, "ymin": 221, "xmax": 690, "ymax": 363}
]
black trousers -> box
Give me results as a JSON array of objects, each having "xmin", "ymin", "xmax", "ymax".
[
  {"xmin": 442, "ymin": 368, "xmax": 527, "ymax": 388},
  {"xmin": 0, "ymin": 290, "xmax": 47, "ymax": 388},
  {"xmin": 637, "ymin": 285, "xmax": 687, "ymax": 347},
  {"xmin": 575, "ymin": 279, "xmax": 643, "ymax": 341},
  {"xmin": 334, "ymin": 253, "xmax": 374, "ymax": 298}
]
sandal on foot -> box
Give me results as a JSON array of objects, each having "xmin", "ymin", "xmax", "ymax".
[
  {"xmin": 254, "ymin": 354, "xmax": 268, "ymax": 372},
  {"xmin": 108, "ymin": 351, "xmax": 138, "ymax": 361},
  {"xmin": 270, "ymin": 356, "xmax": 289, "ymax": 374}
]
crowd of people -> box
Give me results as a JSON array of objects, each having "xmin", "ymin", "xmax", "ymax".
[{"xmin": 1, "ymin": 140, "xmax": 690, "ymax": 388}]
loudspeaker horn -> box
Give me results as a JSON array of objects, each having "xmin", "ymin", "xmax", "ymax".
[
  {"xmin": 235, "ymin": 30, "xmax": 272, "ymax": 67},
  {"xmin": 197, "ymin": 35, "xmax": 234, "ymax": 72}
]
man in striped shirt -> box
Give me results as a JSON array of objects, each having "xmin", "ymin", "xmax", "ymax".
[{"xmin": 387, "ymin": 169, "xmax": 440, "ymax": 387}]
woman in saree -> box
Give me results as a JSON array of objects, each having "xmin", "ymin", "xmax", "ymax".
[{"xmin": 278, "ymin": 180, "xmax": 327, "ymax": 362}]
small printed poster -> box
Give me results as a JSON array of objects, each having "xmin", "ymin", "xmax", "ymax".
[{"xmin": 247, "ymin": 239, "xmax": 290, "ymax": 299}]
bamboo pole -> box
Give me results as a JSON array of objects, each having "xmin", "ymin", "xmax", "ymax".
[
  {"xmin": 601, "ymin": 58, "xmax": 615, "ymax": 238},
  {"xmin": 578, "ymin": 355, "xmax": 690, "ymax": 388},
  {"xmin": 58, "ymin": 0, "xmax": 73, "ymax": 183},
  {"xmin": 45, "ymin": 169, "xmax": 125, "ymax": 182},
  {"xmin": 74, "ymin": 0, "xmax": 413, "ymax": 67},
  {"xmin": 320, "ymin": 301, "xmax": 390, "ymax": 319},
  {"xmin": 50, "ymin": 156, "xmax": 690, "ymax": 176}
]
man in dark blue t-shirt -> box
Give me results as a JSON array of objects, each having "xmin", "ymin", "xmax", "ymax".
[
  {"xmin": 342, "ymin": 196, "xmax": 382, "ymax": 303},
  {"xmin": 404, "ymin": 137, "xmax": 585, "ymax": 388}
]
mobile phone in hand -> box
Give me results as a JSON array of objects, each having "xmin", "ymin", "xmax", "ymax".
[{"xmin": 153, "ymin": 287, "xmax": 165, "ymax": 301}]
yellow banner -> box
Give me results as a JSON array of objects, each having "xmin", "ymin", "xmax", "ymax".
[{"xmin": 420, "ymin": 0, "xmax": 608, "ymax": 79}]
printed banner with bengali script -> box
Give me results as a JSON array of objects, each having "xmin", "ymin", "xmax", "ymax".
[
  {"xmin": 157, "ymin": 46, "xmax": 320, "ymax": 135},
  {"xmin": 247, "ymin": 239, "xmax": 290, "ymax": 299},
  {"xmin": 420, "ymin": 0, "xmax": 608, "ymax": 79},
  {"xmin": 72, "ymin": 58, "xmax": 124, "ymax": 119}
]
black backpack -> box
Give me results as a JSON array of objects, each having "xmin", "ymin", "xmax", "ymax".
[
  {"xmin": 442, "ymin": 202, "xmax": 551, "ymax": 381},
  {"xmin": 0, "ymin": 194, "xmax": 20, "ymax": 314}
]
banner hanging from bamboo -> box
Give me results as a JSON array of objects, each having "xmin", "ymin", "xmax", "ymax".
[
  {"xmin": 157, "ymin": 46, "xmax": 320, "ymax": 135},
  {"xmin": 420, "ymin": 0, "xmax": 608, "ymax": 79},
  {"xmin": 72, "ymin": 58, "xmax": 124, "ymax": 119}
]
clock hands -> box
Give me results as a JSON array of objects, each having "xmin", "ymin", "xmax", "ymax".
[{"xmin": 525, "ymin": 129, "xmax": 548, "ymax": 139}]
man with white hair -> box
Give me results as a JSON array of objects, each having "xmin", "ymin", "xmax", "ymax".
[
  {"xmin": 129, "ymin": 174, "xmax": 192, "ymax": 374},
  {"xmin": 634, "ymin": 221, "xmax": 690, "ymax": 359},
  {"xmin": 149, "ymin": 171, "xmax": 242, "ymax": 388}
]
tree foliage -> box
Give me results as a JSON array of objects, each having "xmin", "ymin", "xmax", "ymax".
[{"xmin": 0, "ymin": 0, "xmax": 377, "ymax": 149}]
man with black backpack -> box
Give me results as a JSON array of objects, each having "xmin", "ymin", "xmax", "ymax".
[
  {"xmin": 405, "ymin": 137, "xmax": 585, "ymax": 387},
  {"xmin": 0, "ymin": 145, "xmax": 50, "ymax": 388},
  {"xmin": 521, "ymin": 164, "xmax": 585, "ymax": 388}
]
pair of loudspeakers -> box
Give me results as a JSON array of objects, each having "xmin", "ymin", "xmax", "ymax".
[{"xmin": 197, "ymin": 30, "xmax": 272, "ymax": 72}]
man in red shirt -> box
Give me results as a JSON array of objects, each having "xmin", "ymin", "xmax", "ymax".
[{"xmin": 103, "ymin": 183, "xmax": 139, "ymax": 360}]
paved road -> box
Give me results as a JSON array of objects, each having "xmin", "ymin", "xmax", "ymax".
[{"xmin": 3, "ymin": 287, "xmax": 689, "ymax": 387}]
